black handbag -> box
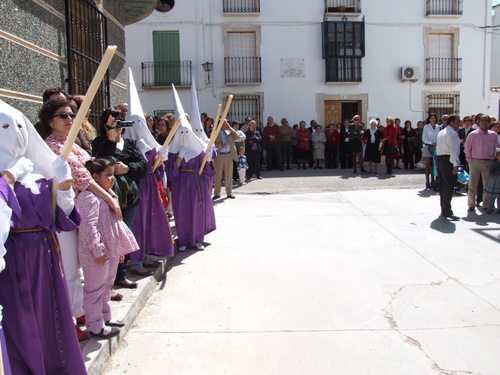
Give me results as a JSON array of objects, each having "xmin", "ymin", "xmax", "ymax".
[{"xmin": 386, "ymin": 145, "xmax": 400, "ymax": 157}]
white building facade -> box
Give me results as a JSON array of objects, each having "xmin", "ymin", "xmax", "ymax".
[{"xmin": 125, "ymin": 0, "xmax": 498, "ymax": 126}]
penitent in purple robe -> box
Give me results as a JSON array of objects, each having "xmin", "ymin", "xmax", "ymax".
[
  {"xmin": 0, "ymin": 319, "xmax": 12, "ymax": 375},
  {"xmin": 0, "ymin": 178, "xmax": 87, "ymax": 375},
  {"xmin": 129, "ymin": 148, "xmax": 174, "ymax": 261},
  {"xmin": 165, "ymin": 152, "xmax": 216, "ymax": 248}
]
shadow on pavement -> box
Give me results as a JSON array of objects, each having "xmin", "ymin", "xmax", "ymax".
[
  {"xmin": 471, "ymin": 227, "xmax": 500, "ymax": 244},
  {"xmin": 461, "ymin": 211, "xmax": 500, "ymax": 226},
  {"xmin": 430, "ymin": 217, "xmax": 457, "ymax": 234}
]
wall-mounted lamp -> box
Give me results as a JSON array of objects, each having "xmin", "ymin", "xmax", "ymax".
[
  {"xmin": 201, "ymin": 61, "xmax": 214, "ymax": 83},
  {"xmin": 341, "ymin": 15, "xmax": 348, "ymax": 22}
]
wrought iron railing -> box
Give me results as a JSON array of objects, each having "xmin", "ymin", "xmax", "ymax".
[
  {"xmin": 65, "ymin": 0, "xmax": 110, "ymax": 127},
  {"xmin": 426, "ymin": 0, "xmax": 462, "ymax": 15},
  {"xmin": 325, "ymin": 0, "xmax": 361, "ymax": 13},
  {"xmin": 326, "ymin": 57, "xmax": 362, "ymax": 82},
  {"xmin": 223, "ymin": 0, "xmax": 260, "ymax": 13},
  {"xmin": 426, "ymin": 58, "xmax": 462, "ymax": 83},
  {"xmin": 227, "ymin": 95, "xmax": 262, "ymax": 125},
  {"xmin": 224, "ymin": 57, "xmax": 262, "ymax": 84},
  {"xmin": 141, "ymin": 61, "xmax": 192, "ymax": 87}
]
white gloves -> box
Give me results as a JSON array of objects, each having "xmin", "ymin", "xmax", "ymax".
[
  {"xmin": 0, "ymin": 258, "xmax": 5, "ymax": 274},
  {"xmin": 206, "ymin": 145, "xmax": 213, "ymax": 162},
  {"xmin": 5, "ymin": 156, "xmax": 33, "ymax": 182},
  {"xmin": 57, "ymin": 188, "xmax": 75, "ymax": 216},
  {"xmin": 178, "ymin": 147, "xmax": 187, "ymax": 159},
  {"xmin": 158, "ymin": 146, "xmax": 169, "ymax": 162},
  {"xmin": 53, "ymin": 155, "xmax": 72, "ymax": 183}
]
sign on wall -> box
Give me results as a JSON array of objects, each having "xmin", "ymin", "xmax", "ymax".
[{"xmin": 280, "ymin": 58, "xmax": 305, "ymax": 78}]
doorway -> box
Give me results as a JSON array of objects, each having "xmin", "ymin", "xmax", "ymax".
[{"xmin": 324, "ymin": 100, "xmax": 361, "ymax": 126}]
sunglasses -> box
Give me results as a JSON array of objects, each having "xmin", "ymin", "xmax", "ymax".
[{"xmin": 52, "ymin": 112, "xmax": 76, "ymax": 119}]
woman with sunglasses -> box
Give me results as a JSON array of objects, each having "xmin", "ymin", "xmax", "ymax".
[{"xmin": 40, "ymin": 96, "xmax": 122, "ymax": 341}]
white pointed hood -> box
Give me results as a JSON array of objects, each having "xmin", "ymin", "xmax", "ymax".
[
  {"xmin": 0, "ymin": 99, "xmax": 56, "ymax": 190},
  {"xmin": 168, "ymin": 84, "xmax": 205, "ymax": 162},
  {"xmin": 190, "ymin": 76, "xmax": 209, "ymax": 146},
  {"xmin": 123, "ymin": 67, "xmax": 160, "ymax": 155}
]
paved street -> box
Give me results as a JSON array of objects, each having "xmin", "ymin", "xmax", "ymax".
[{"xmin": 103, "ymin": 170, "xmax": 500, "ymax": 375}]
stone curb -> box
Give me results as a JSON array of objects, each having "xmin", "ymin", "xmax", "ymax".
[{"xmin": 81, "ymin": 260, "xmax": 168, "ymax": 375}]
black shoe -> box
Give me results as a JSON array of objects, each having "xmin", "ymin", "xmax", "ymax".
[
  {"xmin": 467, "ymin": 207, "xmax": 476, "ymax": 212},
  {"xmin": 440, "ymin": 214, "xmax": 460, "ymax": 221},
  {"xmin": 258, "ymin": 176, "xmax": 262, "ymax": 179},
  {"xmin": 143, "ymin": 260, "xmax": 162, "ymax": 268},
  {"xmin": 89, "ymin": 327, "xmax": 120, "ymax": 339},
  {"xmin": 130, "ymin": 268, "xmax": 153, "ymax": 277},
  {"xmin": 110, "ymin": 292, "xmax": 123, "ymax": 302},
  {"xmin": 114, "ymin": 279, "xmax": 138, "ymax": 289},
  {"xmin": 212, "ymin": 195, "xmax": 221, "ymax": 200},
  {"xmin": 361, "ymin": 168, "xmax": 367, "ymax": 173},
  {"xmin": 227, "ymin": 195, "xmax": 236, "ymax": 199},
  {"xmin": 105, "ymin": 320, "xmax": 125, "ymax": 327}
]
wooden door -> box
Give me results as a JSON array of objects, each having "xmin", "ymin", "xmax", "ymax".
[{"xmin": 324, "ymin": 100, "xmax": 342, "ymax": 126}]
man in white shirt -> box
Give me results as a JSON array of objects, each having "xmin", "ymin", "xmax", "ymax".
[{"xmin": 436, "ymin": 114, "xmax": 461, "ymax": 220}]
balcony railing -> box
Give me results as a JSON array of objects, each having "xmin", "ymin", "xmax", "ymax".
[
  {"xmin": 224, "ymin": 57, "xmax": 262, "ymax": 84},
  {"xmin": 325, "ymin": 0, "xmax": 361, "ymax": 13},
  {"xmin": 326, "ymin": 57, "xmax": 362, "ymax": 83},
  {"xmin": 223, "ymin": 0, "xmax": 260, "ymax": 13},
  {"xmin": 141, "ymin": 61, "xmax": 192, "ymax": 88},
  {"xmin": 426, "ymin": 58, "xmax": 462, "ymax": 83},
  {"xmin": 426, "ymin": 0, "xmax": 462, "ymax": 16}
]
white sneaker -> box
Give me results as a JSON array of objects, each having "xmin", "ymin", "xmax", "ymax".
[
  {"xmin": 178, "ymin": 245, "xmax": 187, "ymax": 252},
  {"xmin": 195, "ymin": 242, "xmax": 205, "ymax": 251}
]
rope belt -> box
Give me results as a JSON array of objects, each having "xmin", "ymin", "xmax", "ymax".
[
  {"xmin": 180, "ymin": 169, "xmax": 202, "ymax": 204},
  {"xmin": 10, "ymin": 229, "xmax": 64, "ymax": 277}
]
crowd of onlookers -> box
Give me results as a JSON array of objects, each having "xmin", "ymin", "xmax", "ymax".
[{"xmin": 147, "ymin": 111, "xmax": 500, "ymax": 213}]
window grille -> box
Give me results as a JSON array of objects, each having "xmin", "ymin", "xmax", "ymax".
[
  {"xmin": 227, "ymin": 94, "xmax": 262, "ymax": 125},
  {"xmin": 426, "ymin": 0, "xmax": 463, "ymax": 16},
  {"xmin": 427, "ymin": 93, "xmax": 460, "ymax": 118},
  {"xmin": 223, "ymin": 0, "xmax": 260, "ymax": 13},
  {"xmin": 322, "ymin": 21, "xmax": 364, "ymax": 82},
  {"xmin": 65, "ymin": 0, "xmax": 110, "ymax": 127}
]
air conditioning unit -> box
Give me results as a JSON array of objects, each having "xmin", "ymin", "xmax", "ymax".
[{"xmin": 401, "ymin": 66, "xmax": 420, "ymax": 82}]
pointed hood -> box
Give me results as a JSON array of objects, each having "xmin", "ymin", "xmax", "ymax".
[
  {"xmin": 190, "ymin": 76, "xmax": 209, "ymax": 146},
  {"xmin": 168, "ymin": 84, "xmax": 205, "ymax": 162},
  {"xmin": 123, "ymin": 67, "xmax": 160, "ymax": 155},
  {"xmin": 0, "ymin": 99, "xmax": 56, "ymax": 185}
]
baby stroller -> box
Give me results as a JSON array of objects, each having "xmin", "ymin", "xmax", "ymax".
[{"xmin": 432, "ymin": 150, "xmax": 469, "ymax": 194}]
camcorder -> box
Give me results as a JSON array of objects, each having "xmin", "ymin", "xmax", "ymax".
[{"xmin": 105, "ymin": 120, "xmax": 134, "ymax": 130}]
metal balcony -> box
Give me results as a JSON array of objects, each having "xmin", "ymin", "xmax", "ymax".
[
  {"xmin": 325, "ymin": 0, "xmax": 361, "ymax": 13},
  {"xmin": 223, "ymin": 0, "xmax": 260, "ymax": 13},
  {"xmin": 224, "ymin": 57, "xmax": 262, "ymax": 84},
  {"xmin": 426, "ymin": 58, "xmax": 462, "ymax": 83},
  {"xmin": 326, "ymin": 57, "xmax": 362, "ymax": 83},
  {"xmin": 426, "ymin": 0, "xmax": 462, "ymax": 16},
  {"xmin": 141, "ymin": 61, "xmax": 192, "ymax": 88}
]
